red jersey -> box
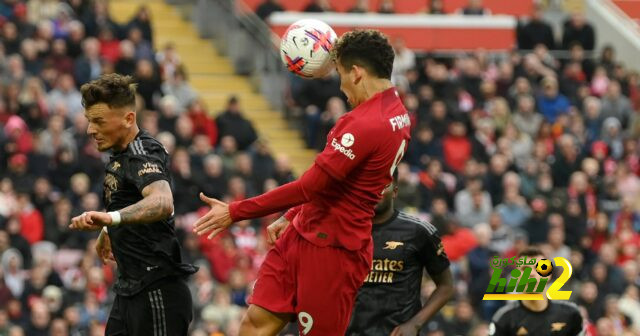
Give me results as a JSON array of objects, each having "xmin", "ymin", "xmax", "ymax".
[{"xmin": 292, "ymin": 88, "xmax": 411, "ymax": 251}]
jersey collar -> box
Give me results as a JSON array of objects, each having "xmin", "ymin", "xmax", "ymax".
[
  {"xmin": 519, "ymin": 299, "xmax": 551, "ymax": 314},
  {"xmin": 111, "ymin": 129, "xmax": 146, "ymax": 156}
]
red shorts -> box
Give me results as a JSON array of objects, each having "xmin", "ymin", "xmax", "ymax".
[{"xmin": 249, "ymin": 225, "xmax": 372, "ymax": 336}]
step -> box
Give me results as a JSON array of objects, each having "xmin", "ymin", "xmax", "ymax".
[
  {"xmin": 185, "ymin": 63, "xmax": 235, "ymax": 75},
  {"xmin": 110, "ymin": 0, "xmax": 315, "ymax": 175},
  {"xmin": 203, "ymin": 98, "xmax": 270, "ymax": 111},
  {"xmin": 190, "ymin": 77, "xmax": 253, "ymax": 92}
]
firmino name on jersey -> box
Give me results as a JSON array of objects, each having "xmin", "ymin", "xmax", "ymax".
[
  {"xmin": 389, "ymin": 113, "xmax": 411, "ymax": 132},
  {"xmin": 331, "ymin": 138, "xmax": 356, "ymax": 160}
]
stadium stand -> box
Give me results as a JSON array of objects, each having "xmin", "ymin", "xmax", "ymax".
[{"xmin": 1, "ymin": 0, "xmax": 640, "ymax": 335}]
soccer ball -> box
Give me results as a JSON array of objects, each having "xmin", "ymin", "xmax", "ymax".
[
  {"xmin": 279, "ymin": 19, "xmax": 337, "ymax": 78},
  {"xmin": 535, "ymin": 259, "xmax": 553, "ymax": 277}
]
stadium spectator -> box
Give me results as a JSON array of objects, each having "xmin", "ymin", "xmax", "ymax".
[
  {"xmin": 304, "ymin": 0, "xmax": 332, "ymax": 12},
  {"xmin": 562, "ymin": 12, "xmax": 596, "ymax": 51},
  {"xmin": 517, "ymin": 5, "xmax": 556, "ymax": 50},
  {"xmin": 456, "ymin": 0, "xmax": 491, "ymax": 16},
  {"xmin": 601, "ymin": 80, "xmax": 633, "ymax": 128},
  {"xmin": 73, "ymin": 37, "xmax": 102, "ymax": 86},
  {"xmin": 47, "ymin": 74, "xmax": 83, "ymax": 119},
  {"xmin": 127, "ymin": 26, "xmax": 153, "ymax": 61},
  {"xmin": 162, "ymin": 66, "xmax": 198, "ymax": 111},
  {"xmin": 427, "ymin": 0, "xmax": 446, "ymax": 14},
  {"xmin": 127, "ymin": 5, "xmax": 153, "ymax": 45},
  {"xmin": 378, "ymin": 0, "xmax": 395, "ymax": 14},
  {"xmin": 348, "ymin": 0, "xmax": 369, "ymax": 13},
  {"xmin": 255, "ymin": 0, "xmax": 284, "ymax": 21},
  {"xmin": 215, "ymin": 96, "xmax": 258, "ymax": 151},
  {"xmin": 537, "ymin": 76, "xmax": 571, "ymax": 123},
  {"xmin": 114, "ymin": 39, "xmax": 136, "ymax": 76}
]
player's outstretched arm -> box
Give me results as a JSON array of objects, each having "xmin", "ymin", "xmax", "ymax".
[
  {"xmin": 391, "ymin": 269, "xmax": 454, "ymax": 336},
  {"xmin": 69, "ymin": 180, "xmax": 174, "ymax": 229},
  {"xmin": 193, "ymin": 164, "xmax": 334, "ymax": 239},
  {"xmin": 118, "ymin": 180, "xmax": 174, "ymax": 225}
]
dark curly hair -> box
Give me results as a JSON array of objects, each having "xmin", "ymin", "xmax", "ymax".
[
  {"xmin": 331, "ymin": 29, "xmax": 395, "ymax": 80},
  {"xmin": 80, "ymin": 73, "xmax": 137, "ymax": 109}
]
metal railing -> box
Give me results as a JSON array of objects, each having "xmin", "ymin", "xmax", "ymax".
[{"xmin": 193, "ymin": 0, "xmax": 288, "ymax": 111}]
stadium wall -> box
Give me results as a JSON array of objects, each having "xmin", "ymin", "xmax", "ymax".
[{"xmin": 586, "ymin": 0, "xmax": 640, "ymax": 70}]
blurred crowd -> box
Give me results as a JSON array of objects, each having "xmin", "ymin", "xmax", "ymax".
[
  {"xmin": 287, "ymin": 7, "xmax": 640, "ymax": 336},
  {"xmin": 0, "ymin": 0, "xmax": 300, "ymax": 335}
]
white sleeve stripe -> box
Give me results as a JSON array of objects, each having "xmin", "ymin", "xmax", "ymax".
[
  {"xmin": 134, "ymin": 140, "xmax": 147, "ymax": 155},
  {"xmin": 397, "ymin": 212, "xmax": 438, "ymax": 235},
  {"xmin": 129, "ymin": 143, "xmax": 140, "ymax": 155}
]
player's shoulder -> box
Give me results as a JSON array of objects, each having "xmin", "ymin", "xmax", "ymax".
[
  {"xmin": 395, "ymin": 211, "xmax": 439, "ymax": 236},
  {"xmin": 552, "ymin": 300, "xmax": 581, "ymax": 314},
  {"xmin": 492, "ymin": 301, "xmax": 521, "ymax": 322},
  {"xmin": 127, "ymin": 131, "xmax": 168, "ymax": 158}
]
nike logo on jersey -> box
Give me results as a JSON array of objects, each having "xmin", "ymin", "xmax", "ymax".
[
  {"xmin": 551, "ymin": 322, "xmax": 566, "ymax": 331},
  {"xmin": 383, "ymin": 241, "xmax": 404, "ymax": 250},
  {"xmin": 146, "ymin": 266, "xmax": 159, "ymax": 271}
]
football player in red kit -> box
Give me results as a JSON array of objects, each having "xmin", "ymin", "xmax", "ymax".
[{"xmin": 193, "ymin": 30, "xmax": 411, "ymax": 336}]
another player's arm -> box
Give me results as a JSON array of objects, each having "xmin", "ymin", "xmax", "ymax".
[
  {"xmin": 568, "ymin": 306, "xmax": 586, "ymax": 336},
  {"xmin": 117, "ymin": 180, "xmax": 174, "ymax": 225},
  {"xmin": 392, "ymin": 225, "xmax": 454, "ymax": 336},
  {"xmin": 392, "ymin": 270, "xmax": 454, "ymax": 335},
  {"xmin": 95, "ymin": 227, "xmax": 115, "ymax": 264},
  {"xmin": 266, "ymin": 207, "xmax": 300, "ymax": 245}
]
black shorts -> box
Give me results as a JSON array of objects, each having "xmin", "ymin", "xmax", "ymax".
[{"xmin": 105, "ymin": 277, "xmax": 193, "ymax": 336}]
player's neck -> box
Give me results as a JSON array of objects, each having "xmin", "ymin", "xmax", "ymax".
[
  {"xmin": 359, "ymin": 78, "xmax": 393, "ymax": 103},
  {"xmin": 521, "ymin": 298, "xmax": 549, "ymax": 312},
  {"xmin": 372, "ymin": 208, "xmax": 395, "ymax": 225},
  {"xmin": 115, "ymin": 125, "xmax": 140, "ymax": 152}
]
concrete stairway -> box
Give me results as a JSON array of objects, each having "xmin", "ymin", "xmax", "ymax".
[{"xmin": 109, "ymin": 0, "xmax": 316, "ymax": 175}]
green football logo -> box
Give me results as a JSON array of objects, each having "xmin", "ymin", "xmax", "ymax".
[{"xmin": 536, "ymin": 259, "xmax": 553, "ymax": 277}]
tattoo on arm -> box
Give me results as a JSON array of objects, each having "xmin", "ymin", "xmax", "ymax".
[{"xmin": 119, "ymin": 180, "xmax": 174, "ymax": 225}]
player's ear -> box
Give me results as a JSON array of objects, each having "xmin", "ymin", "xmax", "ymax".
[
  {"xmin": 352, "ymin": 65, "xmax": 363, "ymax": 85},
  {"xmin": 124, "ymin": 110, "xmax": 136, "ymax": 127}
]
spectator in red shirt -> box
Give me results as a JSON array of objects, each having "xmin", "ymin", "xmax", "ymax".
[
  {"xmin": 187, "ymin": 99, "xmax": 218, "ymax": 147},
  {"xmin": 16, "ymin": 193, "xmax": 43, "ymax": 245},
  {"xmin": 97, "ymin": 28, "xmax": 120, "ymax": 64},
  {"xmin": 442, "ymin": 119, "xmax": 472, "ymax": 173}
]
